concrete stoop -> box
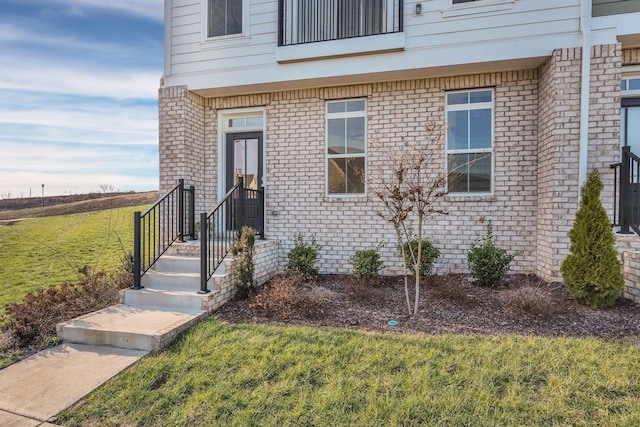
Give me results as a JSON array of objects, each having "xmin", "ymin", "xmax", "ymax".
[
  {"xmin": 57, "ymin": 241, "xmax": 234, "ymax": 353},
  {"xmin": 56, "ymin": 305, "xmax": 208, "ymax": 352}
]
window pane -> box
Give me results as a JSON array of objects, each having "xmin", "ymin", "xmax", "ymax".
[
  {"xmin": 229, "ymin": 117, "xmax": 245, "ymax": 127},
  {"xmin": 453, "ymin": 0, "xmax": 478, "ymax": 3},
  {"xmin": 447, "ymin": 92, "xmax": 468, "ymax": 105},
  {"xmin": 470, "ymin": 90, "xmax": 492, "ymax": 103},
  {"xmin": 447, "ymin": 154, "xmax": 469, "ymax": 193},
  {"xmin": 234, "ymin": 139, "xmax": 245, "ymax": 177},
  {"xmin": 328, "ymin": 158, "xmax": 347, "ymax": 194},
  {"xmin": 209, "ymin": 0, "xmax": 242, "ymax": 37},
  {"xmin": 347, "ymin": 100, "xmax": 365, "ymax": 112},
  {"xmin": 346, "ymin": 117, "xmax": 365, "ymax": 154},
  {"xmin": 327, "ymin": 118, "xmax": 345, "ymax": 154},
  {"xmin": 468, "ymin": 153, "xmax": 491, "ymax": 192},
  {"xmin": 246, "ymin": 116, "xmax": 262, "ymax": 127},
  {"xmin": 245, "ymin": 138, "xmax": 258, "ymax": 189},
  {"xmin": 630, "ymin": 79, "xmax": 640, "ymax": 91},
  {"xmin": 227, "ymin": 0, "xmax": 242, "ymax": 34},
  {"xmin": 621, "ymin": 80, "xmax": 627, "ymax": 91},
  {"xmin": 447, "ymin": 110, "xmax": 469, "ymax": 150},
  {"xmin": 628, "ymin": 107, "xmax": 640, "ymax": 155},
  {"xmin": 469, "ymin": 108, "xmax": 491, "ymax": 149},
  {"xmin": 327, "ymin": 102, "xmax": 346, "ymax": 114},
  {"xmin": 346, "ymin": 157, "xmax": 365, "ymax": 194}
]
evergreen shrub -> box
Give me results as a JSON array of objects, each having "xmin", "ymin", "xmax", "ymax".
[{"xmin": 560, "ymin": 169, "xmax": 624, "ymax": 308}]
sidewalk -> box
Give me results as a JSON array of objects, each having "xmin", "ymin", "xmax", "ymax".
[{"xmin": 0, "ymin": 343, "xmax": 147, "ymax": 426}]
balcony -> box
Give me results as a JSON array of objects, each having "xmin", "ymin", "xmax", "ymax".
[{"xmin": 278, "ymin": 0, "xmax": 404, "ymax": 46}]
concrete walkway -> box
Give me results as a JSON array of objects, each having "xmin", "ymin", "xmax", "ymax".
[{"xmin": 0, "ymin": 343, "xmax": 147, "ymax": 426}]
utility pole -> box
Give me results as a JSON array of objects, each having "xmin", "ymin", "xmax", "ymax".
[{"xmin": 41, "ymin": 184, "xmax": 45, "ymax": 207}]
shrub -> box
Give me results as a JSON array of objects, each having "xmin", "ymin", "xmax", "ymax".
[
  {"xmin": 467, "ymin": 221, "xmax": 516, "ymax": 287},
  {"xmin": 286, "ymin": 233, "xmax": 321, "ymax": 279},
  {"xmin": 402, "ymin": 239, "xmax": 440, "ymax": 277},
  {"xmin": 350, "ymin": 245, "xmax": 384, "ymax": 281},
  {"xmin": 431, "ymin": 274, "xmax": 469, "ymax": 305},
  {"xmin": 250, "ymin": 274, "xmax": 326, "ymax": 319},
  {"xmin": 560, "ymin": 169, "xmax": 624, "ymax": 308},
  {"xmin": 506, "ymin": 286, "xmax": 555, "ymax": 317},
  {"xmin": 230, "ymin": 226, "xmax": 256, "ymax": 299},
  {"xmin": 1, "ymin": 266, "xmax": 132, "ymax": 349}
]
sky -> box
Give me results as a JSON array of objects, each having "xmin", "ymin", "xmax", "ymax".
[{"xmin": 0, "ymin": 0, "xmax": 164, "ymax": 198}]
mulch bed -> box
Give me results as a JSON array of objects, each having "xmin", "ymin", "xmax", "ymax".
[{"xmin": 216, "ymin": 274, "xmax": 640, "ymax": 340}]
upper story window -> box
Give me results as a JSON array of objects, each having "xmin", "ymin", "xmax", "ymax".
[
  {"xmin": 208, "ymin": 0, "xmax": 242, "ymax": 38},
  {"xmin": 326, "ymin": 99, "xmax": 366, "ymax": 195},
  {"xmin": 446, "ymin": 89, "xmax": 493, "ymax": 194}
]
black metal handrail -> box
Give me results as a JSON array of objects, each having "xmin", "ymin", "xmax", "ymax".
[
  {"xmin": 199, "ymin": 177, "xmax": 265, "ymax": 293},
  {"xmin": 278, "ymin": 0, "xmax": 403, "ymax": 46},
  {"xmin": 133, "ymin": 179, "xmax": 195, "ymax": 289},
  {"xmin": 611, "ymin": 146, "xmax": 640, "ymax": 235}
]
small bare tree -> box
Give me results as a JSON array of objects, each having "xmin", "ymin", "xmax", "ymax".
[{"xmin": 371, "ymin": 122, "xmax": 449, "ymax": 316}]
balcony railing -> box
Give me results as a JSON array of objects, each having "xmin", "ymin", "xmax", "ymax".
[{"xmin": 278, "ymin": 0, "xmax": 403, "ymax": 46}]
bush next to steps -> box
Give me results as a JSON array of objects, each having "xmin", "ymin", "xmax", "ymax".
[
  {"xmin": 560, "ymin": 169, "xmax": 624, "ymax": 308},
  {"xmin": 1, "ymin": 266, "xmax": 131, "ymax": 350},
  {"xmin": 230, "ymin": 226, "xmax": 256, "ymax": 299}
]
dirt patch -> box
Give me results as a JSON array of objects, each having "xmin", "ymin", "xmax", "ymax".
[{"xmin": 217, "ymin": 274, "xmax": 640, "ymax": 339}]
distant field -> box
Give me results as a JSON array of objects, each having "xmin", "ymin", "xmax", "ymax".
[
  {"xmin": 0, "ymin": 191, "xmax": 157, "ymax": 221},
  {"xmin": 0, "ymin": 200, "xmax": 154, "ymax": 311}
]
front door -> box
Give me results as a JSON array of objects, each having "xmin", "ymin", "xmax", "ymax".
[
  {"xmin": 622, "ymin": 98, "xmax": 640, "ymax": 228},
  {"xmin": 225, "ymin": 132, "xmax": 264, "ymax": 234}
]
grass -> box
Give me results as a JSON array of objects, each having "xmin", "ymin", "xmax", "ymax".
[
  {"xmin": 58, "ymin": 318, "xmax": 640, "ymax": 426},
  {"xmin": 0, "ymin": 205, "xmax": 143, "ymax": 312}
]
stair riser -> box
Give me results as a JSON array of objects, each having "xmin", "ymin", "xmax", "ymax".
[
  {"xmin": 123, "ymin": 289, "xmax": 215, "ymax": 312},
  {"xmin": 154, "ymin": 257, "xmax": 200, "ymax": 274},
  {"xmin": 58, "ymin": 328, "xmax": 154, "ymax": 352},
  {"xmin": 142, "ymin": 272, "xmax": 200, "ymax": 289}
]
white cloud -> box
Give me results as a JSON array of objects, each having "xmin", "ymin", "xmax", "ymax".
[
  {"xmin": 15, "ymin": 0, "xmax": 165, "ymax": 22},
  {"xmin": 0, "ymin": 140, "xmax": 158, "ymax": 197},
  {"xmin": 0, "ymin": 57, "xmax": 160, "ymax": 100},
  {"xmin": 0, "ymin": 22, "xmax": 141, "ymax": 57}
]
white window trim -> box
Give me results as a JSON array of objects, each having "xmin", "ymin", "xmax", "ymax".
[
  {"xmin": 621, "ymin": 72, "xmax": 640, "ymax": 98},
  {"xmin": 201, "ymin": 0, "xmax": 250, "ymax": 46},
  {"xmin": 325, "ymin": 99, "xmax": 367, "ymax": 197},
  {"xmin": 217, "ymin": 107, "xmax": 266, "ymax": 204},
  {"xmin": 441, "ymin": 0, "xmax": 514, "ymax": 18},
  {"xmin": 445, "ymin": 88, "xmax": 495, "ymax": 196}
]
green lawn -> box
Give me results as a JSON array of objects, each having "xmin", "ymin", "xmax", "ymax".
[
  {"xmin": 0, "ymin": 206, "xmax": 143, "ymax": 312},
  {"xmin": 58, "ymin": 319, "xmax": 640, "ymax": 426}
]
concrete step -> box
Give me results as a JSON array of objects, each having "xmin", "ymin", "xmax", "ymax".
[
  {"xmin": 142, "ymin": 270, "xmax": 200, "ymax": 289},
  {"xmin": 141, "ymin": 269, "xmax": 229, "ymax": 291},
  {"xmin": 154, "ymin": 255, "xmax": 200, "ymax": 273},
  {"xmin": 57, "ymin": 305, "xmax": 207, "ymax": 352},
  {"xmin": 122, "ymin": 286, "xmax": 219, "ymax": 312}
]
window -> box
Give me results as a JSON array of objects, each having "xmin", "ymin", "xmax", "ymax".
[
  {"xmin": 208, "ymin": 0, "xmax": 242, "ymax": 38},
  {"xmin": 446, "ymin": 89, "xmax": 493, "ymax": 194},
  {"xmin": 326, "ymin": 99, "xmax": 366, "ymax": 195},
  {"xmin": 452, "ymin": 0, "xmax": 479, "ymax": 3}
]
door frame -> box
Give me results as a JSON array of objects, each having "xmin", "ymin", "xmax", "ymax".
[{"xmin": 217, "ymin": 107, "xmax": 266, "ymax": 228}]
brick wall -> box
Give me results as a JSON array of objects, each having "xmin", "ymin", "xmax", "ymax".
[
  {"xmin": 158, "ymin": 45, "xmax": 624, "ymax": 282},
  {"xmin": 263, "ymin": 72, "xmax": 540, "ymax": 276},
  {"xmin": 158, "ymin": 86, "xmax": 207, "ymax": 213},
  {"xmin": 588, "ymin": 44, "xmax": 621, "ymax": 215}
]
